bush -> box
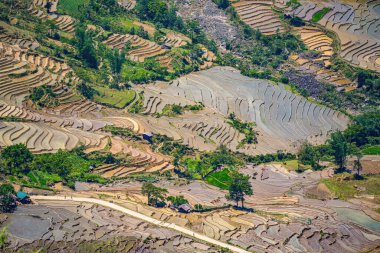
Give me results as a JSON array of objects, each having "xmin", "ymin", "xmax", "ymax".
[
  {"xmin": 29, "ymin": 85, "xmax": 59, "ymax": 108},
  {"xmin": 167, "ymin": 195, "xmax": 188, "ymax": 206},
  {"xmin": 228, "ymin": 113, "xmax": 257, "ymax": 146},
  {"xmin": 344, "ymin": 109, "xmax": 380, "ymax": 147},
  {"xmin": 1, "ymin": 145, "xmax": 107, "ymax": 188},
  {"xmin": 246, "ymin": 151, "xmax": 296, "ymax": 165},
  {"xmin": 0, "ymin": 184, "xmax": 16, "ymax": 213}
]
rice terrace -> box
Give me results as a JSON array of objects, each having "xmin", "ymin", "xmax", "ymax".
[{"xmin": 0, "ymin": 0, "xmax": 379, "ymax": 252}]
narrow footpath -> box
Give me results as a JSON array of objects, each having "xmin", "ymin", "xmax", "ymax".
[{"xmin": 31, "ymin": 195, "xmax": 251, "ymax": 253}]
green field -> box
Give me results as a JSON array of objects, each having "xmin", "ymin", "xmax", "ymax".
[
  {"xmin": 362, "ymin": 145, "xmax": 380, "ymax": 155},
  {"xmin": 206, "ymin": 168, "xmax": 233, "ymax": 190},
  {"xmin": 58, "ymin": 0, "xmax": 89, "ymax": 18},
  {"xmin": 27, "ymin": 171, "xmax": 61, "ymax": 188},
  {"xmin": 93, "ymin": 86, "xmax": 136, "ymax": 109},
  {"xmin": 322, "ymin": 174, "xmax": 380, "ymax": 200},
  {"xmin": 312, "ymin": 8, "xmax": 331, "ymax": 22},
  {"xmin": 272, "ymin": 160, "xmax": 299, "ymax": 170}
]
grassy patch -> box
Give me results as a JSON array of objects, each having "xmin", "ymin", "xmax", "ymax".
[
  {"xmin": 272, "ymin": 160, "xmax": 299, "ymax": 170},
  {"xmin": 121, "ymin": 65, "xmax": 160, "ymax": 84},
  {"xmin": 362, "ymin": 145, "xmax": 380, "ymax": 155},
  {"xmin": 93, "ymin": 86, "xmax": 136, "ymax": 109},
  {"xmin": 205, "ymin": 168, "xmax": 233, "ymax": 190},
  {"xmin": 26, "ymin": 171, "xmax": 62, "ymax": 188},
  {"xmin": 322, "ymin": 173, "xmax": 380, "ymax": 200},
  {"xmin": 58, "ymin": 0, "xmax": 89, "ymax": 18},
  {"xmin": 311, "ymin": 8, "xmax": 331, "ymax": 22}
]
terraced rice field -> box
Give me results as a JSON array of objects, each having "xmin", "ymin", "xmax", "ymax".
[
  {"xmin": 291, "ymin": 26, "xmax": 355, "ymax": 90},
  {"xmin": 29, "ymin": 0, "xmax": 76, "ymax": 33},
  {"xmin": 162, "ymin": 32, "xmax": 191, "ymax": 48},
  {"xmin": 3, "ymin": 204, "xmax": 216, "ymax": 252},
  {"xmin": 0, "ymin": 41, "xmax": 95, "ymax": 116},
  {"xmin": 0, "ymin": 27, "xmax": 40, "ymax": 50},
  {"xmin": 232, "ymin": 0, "xmax": 285, "ymax": 35},
  {"xmin": 285, "ymin": 0, "xmax": 380, "ymax": 72},
  {"xmin": 135, "ymin": 67, "xmax": 348, "ymax": 155},
  {"xmin": 0, "ymin": 39, "xmax": 175, "ymax": 174},
  {"xmin": 92, "ymin": 136, "xmax": 173, "ymax": 178},
  {"xmin": 97, "ymin": 165, "xmax": 380, "ymax": 253},
  {"xmin": 104, "ymin": 33, "xmax": 167, "ymax": 62}
]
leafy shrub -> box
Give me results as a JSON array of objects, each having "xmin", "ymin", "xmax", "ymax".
[{"xmin": 29, "ymin": 85, "xmax": 59, "ymax": 108}]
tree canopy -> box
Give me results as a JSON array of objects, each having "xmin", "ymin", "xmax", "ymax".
[
  {"xmin": 226, "ymin": 171, "xmax": 253, "ymax": 208},
  {"xmin": 141, "ymin": 182, "xmax": 168, "ymax": 207},
  {"xmin": 328, "ymin": 131, "xmax": 349, "ymax": 170},
  {"xmin": 0, "ymin": 184, "xmax": 16, "ymax": 213},
  {"xmin": 298, "ymin": 142, "xmax": 320, "ymax": 169},
  {"xmin": 0, "ymin": 144, "xmax": 33, "ymax": 175}
]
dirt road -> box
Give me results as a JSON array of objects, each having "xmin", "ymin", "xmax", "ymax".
[{"xmin": 31, "ymin": 195, "xmax": 250, "ymax": 253}]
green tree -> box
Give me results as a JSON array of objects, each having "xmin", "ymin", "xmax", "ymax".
[
  {"xmin": 77, "ymin": 82, "xmax": 98, "ymax": 99},
  {"xmin": 167, "ymin": 195, "xmax": 188, "ymax": 206},
  {"xmin": 0, "ymin": 144, "xmax": 33, "ymax": 174},
  {"xmin": 344, "ymin": 109, "xmax": 380, "ymax": 146},
  {"xmin": 328, "ymin": 131, "xmax": 349, "ymax": 171},
  {"xmin": 0, "ymin": 184, "xmax": 16, "ymax": 213},
  {"xmin": 141, "ymin": 182, "xmax": 168, "ymax": 207},
  {"xmin": 298, "ymin": 142, "xmax": 319, "ymax": 169},
  {"xmin": 75, "ymin": 26, "xmax": 98, "ymax": 68},
  {"xmin": 226, "ymin": 171, "xmax": 253, "ymax": 208},
  {"xmin": 213, "ymin": 0, "xmax": 230, "ymax": 9},
  {"xmin": 171, "ymin": 104, "xmax": 182, "ymax": 115},
  {"xmin": 351, "ymin": 145, "xmax": 363, "ymax": 179},
  {"xmin": 186, "ymin": 158, "xmax": 209, "ymax": 179}
]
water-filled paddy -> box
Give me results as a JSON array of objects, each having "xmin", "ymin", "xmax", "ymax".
[{"xmin": 335, "ymin": 207, "xmax": 380, "ymax": 233}]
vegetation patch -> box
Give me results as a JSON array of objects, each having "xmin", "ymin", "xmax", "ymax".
[
  {"xmin": 361, "ymin": 146, "xmax": 380, "ymax": 155},
  {"xmin": 184, "ymin": 146, "xmax": 244, "ymax": 179},
  {"xmin": 322, "ymin": 174, "xmax": 380, "ymax": 200},
  {"xmin": 285, "ymin": 0, "xmax": 301, "ymax": 9},
  {"xmin": 271, "ymin": 160, "xmax": 303, "ymax": 171},
  {"xmin": 0, "ymin": 144, "xmax": 108, "ymax": 189},
  {"xmin": 228, "ymin": 113, "xmax": 257, "ymax": 147},
  {"xmin": 58, "ymin": 0, "xmax": 90, "ymax": 18},
  {"xmin": 0, "ymin": 117, "xmax": 30, "ymax": 122},
  {"xmin": 29, "ymin": 85, "xmax": 59, "ymax": 108},
  {"xmin": 93, "ymin": 86, "xmax": 136, "ymax": 109},
  {"xmin": 311, "ymin": 8, "xmax": 331, "ymax": 23},
  {"xmin": 128, "ymin": 92, "xmax": 144, "ymax": 113},
  {"xmin": 155, "ymin": 103, "xmax": 204, "ymax": 117},
  {"xmin": 205, "ymin": 167, "xmax": 233, "ymax": 190}
]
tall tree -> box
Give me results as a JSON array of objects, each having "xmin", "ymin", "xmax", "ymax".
[
  {"xmin": 351, "ymin": 145, "xmax": 363, "ymax": 179},
  {"xmin": 0, "ymin": 184, "xmax": 16, "ymax": 213},
  {"xmin": 328, "ymin": 131, "xmax": 349, "ymax": 171},
  {"xmin": 298, "ymin": 142, "xmax": 320, "ymax": 169},
  {"xmin": 226, "ymin": 171, "xmax": 253, "ymax": 208},
  {"xmin": 75, "ymin": 26, "xmax": 98, "ymax": 68},
  {"xmin": 141, "ymin": 183, "xmax": 168, "ymax": 207}
]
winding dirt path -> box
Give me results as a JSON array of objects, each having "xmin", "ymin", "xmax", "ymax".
[{"xmin": 31, "ymin": 195, "xmax": 250, "ymax": 253}]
